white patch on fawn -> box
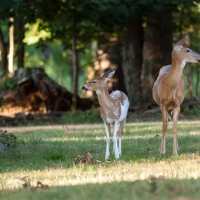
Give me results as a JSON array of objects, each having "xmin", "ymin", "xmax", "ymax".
[
  {"xmin": 110, "ymin": 91, "xmax": 129, "ymax": 123},
  {"xmin": 111, "ymin": 90, "xmax": 122, "ymax": 99},
  {"xmin": 118, "ymin": 97, "xmax": 129, "ymax": 122},
  {"xmin": 106, "ymin": 117, "xmax": 115, "ymax": 124}
]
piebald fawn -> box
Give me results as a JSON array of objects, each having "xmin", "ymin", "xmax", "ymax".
[
  {"xmin": 152, "ymin": 37, "xmax": 200, "ymax": 155},
  {"xmin": 82, "ymin": 70, "xmax": 129, "ymax": 160}
]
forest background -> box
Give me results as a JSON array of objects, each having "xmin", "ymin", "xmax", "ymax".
[{"xmin": 0, "ymin": 0, "xmax": 200, "ymax": 120}]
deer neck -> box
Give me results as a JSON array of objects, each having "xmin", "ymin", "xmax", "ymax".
[
  {"xmin": 168, "ymin": 55, "xmax": 186, "ymax": 84},
  {"xmin": 96, "ymin": 86, "xmax": 113, "ymax": 111}
]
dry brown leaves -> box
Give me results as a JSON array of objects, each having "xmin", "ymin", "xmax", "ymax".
[
  {"xmin": 74, "ymin": 152, "xmax": 95, "ymax": 164},
  {"xmin": 19, "ymin": 176, "xmax": 49, "ymax": 190}
]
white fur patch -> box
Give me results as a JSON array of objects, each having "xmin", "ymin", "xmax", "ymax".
[
  {"xmin": 118, "ymin": 97, "xmax": 129, "ymax": 122},
  {"xmin": 110, "ymin": 90, "xmax": 129, "ymax": 123},
  {"xmin": 111, "ymin": 90, "xmax": 122, "ymax": 99},
  {"xmin": 180, "ymin": 60, "xmax": 186, "ymax": 68},
  {"xmin": 106, "ymin": 117, "xmax": 115, "ymax": 124},
  {"xmin": 96, "ymin": 90, "xmax": 102, "ymax": 95}
]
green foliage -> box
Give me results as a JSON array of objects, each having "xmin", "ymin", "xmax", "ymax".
[
  {"xmin": 24, "ymin": 40, "xmax": 91, "ymax": 92},
  {"xmin": 1, "ymin": 0, "xmax": 200, "ymax": 106},
  {"xmin": 182, "ymin": 106, "xmax": 200, "ymax": 118},
  {"xmin": 0, "ymin": 76, "xmax": 20, "ymax": 91}
]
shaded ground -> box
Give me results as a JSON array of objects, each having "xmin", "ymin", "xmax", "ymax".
[
  {"xmin": 0, "ymin": 112, "xmax": 62, "ymax": 126},
  {"xmin": 0, "ymin": 109, "xmax": 158, "ymax": 126},
  {"xmin": 0, "ymin": 105, "xmax": 199, "ymax": 127}
]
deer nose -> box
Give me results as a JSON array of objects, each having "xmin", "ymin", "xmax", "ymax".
[{"xmin": 82, "ymin": 85, "xmax": 88, "ymax": 90}]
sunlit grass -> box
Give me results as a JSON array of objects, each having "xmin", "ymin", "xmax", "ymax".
[{"xmin": 0, "ymin": 121, "xmax": 200, "ymax": 199}]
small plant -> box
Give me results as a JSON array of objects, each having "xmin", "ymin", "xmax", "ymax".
[
  {"xmin": 0, "ymin": 129, "xmax": 17, "ymax": 148},
  {"xmin": 47, "ymin": 150, "xmax": 65, "ymax": 161}
]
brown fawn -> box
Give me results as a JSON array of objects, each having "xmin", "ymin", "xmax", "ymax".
[
  {"xmin": 82, "ymin": 70, "xmax": 129, "ymax": 160},
  {"xmin": 152, "ymin": 37, "xmax": 200, "ymax": 155}
]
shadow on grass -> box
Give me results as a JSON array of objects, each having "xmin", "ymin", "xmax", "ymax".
[{"xmin": 1, "ymin": 178, "xmax": 200, "ymax": 200}]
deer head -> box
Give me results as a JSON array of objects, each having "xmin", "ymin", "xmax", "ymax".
[
  {"xmin": 82, "ymin": 70, "xmax": 115, "ymax": 92},
  {"xmin": 173, "ymin": 37, "xmax": 200, "ymax": 65}
]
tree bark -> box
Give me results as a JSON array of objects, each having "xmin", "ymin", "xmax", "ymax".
[
  {"xmin": 122, "ymin": 16, "xmax": 144, "ymax": 110},
  {"xmin": 71, "ymin": 20, "xmax": 79, "ymax": 111},
  {"xmin": 141, "ymin": 8, "xmax": 172, "ymax": 104},
  {"xmin": 0, "ymin": 27, "xmax": 8, "ymax": 75},
  {"xmin": 93, "ymin": 42, "xmax": 127, "ymax": 94},
  {"xmin": 113, "ymin": 43, "xmax": 127, "ymax": 94},
  {"xmin": 17, "ymin": 21, "xmax": 25, "ymax": 69},
  {"xmin": 8, "ymin": 17, "xmax": 14, "ymax": 73}
]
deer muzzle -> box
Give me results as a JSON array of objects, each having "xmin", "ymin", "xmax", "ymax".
[{"xmin": 82, "ymin": 85, "xmax": 88, "ymax": 91}]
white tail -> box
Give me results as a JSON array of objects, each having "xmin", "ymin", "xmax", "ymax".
[
  {"xmin": 82, "ymin": 70, "xmax": 129, "ymax": 160},
  {"xmin": 152, "ymin": 37, "xmax": 200, "ymax": 155}
]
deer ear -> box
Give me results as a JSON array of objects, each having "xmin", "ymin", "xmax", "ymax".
[
  {"xmin": 103, "ymin": 70, "xmax": 115, "ymax": 81},
  {"xmin": 174, "ymin": 36, "xmax": 186, "ymax": 51}
]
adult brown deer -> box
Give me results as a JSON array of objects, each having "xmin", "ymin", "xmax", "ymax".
[
  {"xmin": 82, "ymin": 70, "xmax": 129, "ymax": 160},
  {"xmin": 152, "ymin": 37, "xmax": 200, "ymax": 155}
]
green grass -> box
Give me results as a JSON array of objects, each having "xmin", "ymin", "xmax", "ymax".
[
  {"xmin": 0, "ymin": 121, "xmax": 200, "ymax": 199},
  {"xmin": 60, "ymin": 109, "xmax": 103, "ymax": 124}
]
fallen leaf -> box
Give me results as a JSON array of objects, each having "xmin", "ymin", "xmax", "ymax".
[{"xmin": 74, "ymin": 152, "xmax": 94, "ymax": 164}]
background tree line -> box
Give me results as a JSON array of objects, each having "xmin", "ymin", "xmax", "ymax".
[{"xmin": 0, "ymin": 0, "xmax": 200, "ymax": 112}]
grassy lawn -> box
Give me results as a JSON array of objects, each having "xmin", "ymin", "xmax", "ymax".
[{"xmin": 0, "ymin": 120, "xmax": 200, "ymax": 199}]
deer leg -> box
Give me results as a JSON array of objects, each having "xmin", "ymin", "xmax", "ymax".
[
  {"xmin": 113, "ymin": 122, "xmax": 120, "ymax": 159},
  {"xmin": 103, "ymin": 121, "xmax": 111, "ymax": 160},
  {"xmin": 167, "ymin": 112, "xmax": 172, "ymax": 121},
  {"xmin": 160, "ymin": 105, "xmax": 168, "ymax": 155},
  {"xmin": 118, "ymin": 119, "xmax": 126, "ymax": 156},
  {"xmin": 172, "ymin": 106, "xmax": 180, "ymax": 155},
  {"xmin": 118, "ymin": 137, "xmax": 122, "ymax": 156}
]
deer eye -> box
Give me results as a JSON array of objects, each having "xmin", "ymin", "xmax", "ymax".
[
  {"xmin": 92, "ymin": 80, "xmax": 96, "ymax": 84},
  {"xmin": 187, "ymin": 49, "xmax": 190, "ymax": 52}
]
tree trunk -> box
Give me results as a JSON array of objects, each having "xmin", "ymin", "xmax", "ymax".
[
  {"xmin": 114, "ymin": 43, "xmax": 127, "ymax": 94},
  {"xmin": 8, "ymin": 17, "xmax": 14, "ymax": 74},
  {"xmin": 71, "ymin": 20, "xmax": 79, "ymax": 111},
  {"xmin": 0, "ymin": 26, "xmax": 8, "ymax": 75},
  {"xmin": 17, "ymin": 21, "xmax": 25, "ymax": 69},
  {"xmin": 93, "ymin": 42, "xmax": 127, "ymax": 94},
  {"xmin": 141, "ymin": 8, "xmax": 172, "ymax": 104},
  {"xmin": 122, "ymin": 16, "xmax": 144, "ymax": 110}
]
